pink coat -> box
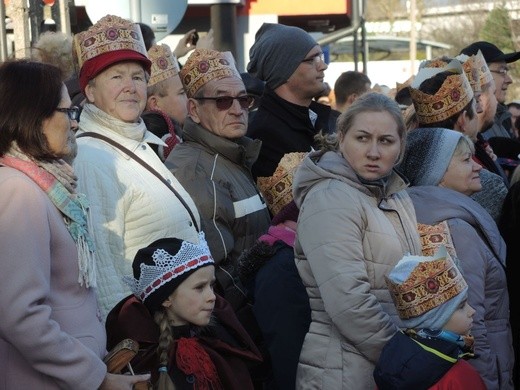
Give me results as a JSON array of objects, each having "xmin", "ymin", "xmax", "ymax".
[{"xmin": 0, "ymin": 167, "xmax": 107, "ymax": 389}]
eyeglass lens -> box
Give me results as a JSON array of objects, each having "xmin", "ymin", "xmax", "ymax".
[{"xmin": 215, "ymin": 96, "xmax": 253, "ymax": 110}]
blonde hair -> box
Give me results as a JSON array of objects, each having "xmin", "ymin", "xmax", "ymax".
[
  {"xmin": 32, "ymin": 32, "xmax": 75, "ymax": 81},
  {"xmin": 153, "ymin": 310, "xmax": 176, "ymax": 390}
]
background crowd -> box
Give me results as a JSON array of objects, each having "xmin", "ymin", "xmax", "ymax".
[{"xmin": 0, "ymin": 11, "xmax": 519, "ymax": 390}]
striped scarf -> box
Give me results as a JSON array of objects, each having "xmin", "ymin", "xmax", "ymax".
[{"xmin": 0, "ymin": 146, "xmax": 96, "ymax": 287}]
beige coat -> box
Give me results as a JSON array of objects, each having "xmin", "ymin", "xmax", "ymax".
[{"xmin": 293, "ymin": 151, "xmax": 422, "ymax": 389}]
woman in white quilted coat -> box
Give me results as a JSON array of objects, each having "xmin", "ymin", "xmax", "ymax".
[{"xmin": 292, "ymin": 92, "xmax": 422, "ymax": 389}]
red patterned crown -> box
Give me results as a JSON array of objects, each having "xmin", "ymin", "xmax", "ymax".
[
  {"xmin": 73, "ymin": 15, "xmax": 148, "ymax": 70},
  {"xmin": 148, "ymin": 44, "xmax": 180, "ymax": 87},
  {"xmin": 179, "ymin": 49, "xmax": 241, "ymax": 97},
  {"xmin": 257, "ymin": 152, "xmax": 307, "ymax": 216},
  {"xmin": 386, "ymin": 247, "xmax": 467, "ymax": 321},
  {"xmin": 410, "ymin": 60, "xmax": 474, "ymax": 124}
]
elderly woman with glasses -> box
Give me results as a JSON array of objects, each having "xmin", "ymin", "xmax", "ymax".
[
  {"xmin": 165, "ymin": 49, "xmax": 271, "ymax": 351},
  {"xmin": 0, "ymin": 60, "xmax": 150, "ymax": 389},
  {"xmin": 72, "ymin": 15, "xmax": 201, "ymax": 320}
]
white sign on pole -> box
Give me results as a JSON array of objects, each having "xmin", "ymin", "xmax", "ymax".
[{"xmin": 82, "ymin": 0, "xmax": 188, "ymax": 40}]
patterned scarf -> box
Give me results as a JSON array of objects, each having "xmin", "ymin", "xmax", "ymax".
[{"xmin": 0, "ymin": 144, "xmax": 96, "ymax": 287}]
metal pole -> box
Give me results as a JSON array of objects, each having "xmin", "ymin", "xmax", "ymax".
[
  {"xmin": 7, "ymin": 0, "xmax": 31, "ymax": 59},
  {"xmin": 59, "ymin": 0, "xmax": 71, "ymax": 35},
  {"xmin": 0, "ymin": 0, "xmax": 8, "ymax": 61},
  {"xmin": 409, "ymin": 0, "xmax": 417, "ymax": 76},
  {"xmin": 210, "ymin": 3, "xmax": 236, "ymax": 55},
  {"xmin": 129, "ymin": 0, "xmax": 141, "ymax": 22}
]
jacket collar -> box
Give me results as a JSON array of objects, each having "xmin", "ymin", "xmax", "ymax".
[{"xmin": 183, "ymin": 117, "xmax": 262, "ymax": 169}]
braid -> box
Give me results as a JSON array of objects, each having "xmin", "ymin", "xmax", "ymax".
[{"xmin": 154, "ymin": 310, "xmax": 176, "ymax": 390}]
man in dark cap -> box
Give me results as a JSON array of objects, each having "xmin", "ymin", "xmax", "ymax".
[
  {"xmin": 460, "ymin": 41, "xmax": 520, "ymax": 140},
  {"xmin": 246, "ymin": 23, "xmax": 338, "ymax": 179}
]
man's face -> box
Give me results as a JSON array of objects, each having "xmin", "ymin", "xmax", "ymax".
[
  {"xmin": 189, "ymin": 77, "xmax": 249, "ymax": 139},
  {"xmin": 477, "ymin": 82, "xmax": 498, "ymax": 132},
  {"xmin": 488, "ymin": 61, "xmax": 512, "ymax": 104},
  {"xmin": 285, "ymin": 45, "xmax": 328, "ymax": 103}
]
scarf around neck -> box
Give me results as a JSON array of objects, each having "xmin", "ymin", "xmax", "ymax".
[{"xmin": 0, "ymin": 144, "xmax": 96, "ymax": 287}]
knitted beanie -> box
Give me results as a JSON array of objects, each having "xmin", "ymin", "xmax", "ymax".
[
  {"xmin": 399, "ymin": 127, "xmax": 463, "ymax": 186},
  {"xmin": 126, "ymin": 232, "xmax": 214, "ymax": 314},
  {"xmin": 247, "ymin": 23, "xmax": 318, "ymax": 90},
  {"xmin": 386, "ymin": 246, "xmax": 468, "ymax": 330}
]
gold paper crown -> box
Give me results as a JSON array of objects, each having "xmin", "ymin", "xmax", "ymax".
[
  {"xmin": 474, "ymin": 50, "xmax": 494, "ymax": 87},
  {"xmin": 410, "ymin": 62, "xmax": 474, "ymax": 124},
  {"xmin": 179, "ymin": 49, "xmax": 241, "ymax": 97},
  {"xmin": 257, "ymin": 152, "xmax": 306, "ymax": 216},
  {"xmin": 73, "ymin": 15, "xmax": 147, "ymax": 69},
  {"xmin": 386, "ymin": 250, "xmax": 467, "ymax": 321},
  {"xmin": 148, "ymin": 44, "xmax": 180, "ymax": 87}
]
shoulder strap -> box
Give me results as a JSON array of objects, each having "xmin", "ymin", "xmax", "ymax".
[{"xmin": 76, "ymin": 132, "xmax": 199, "ymax": 232}]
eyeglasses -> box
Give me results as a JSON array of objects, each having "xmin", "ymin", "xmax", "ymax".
[
  {"xmin": 490, "ymin": 68, "xmax": 509, "ymax": 76},
  {"xmin": 55, "ymin": 106, "xmax": 80, "ymax": 121},
  {"xmin": 194, "ymin": 95, "xmax": 254, "ymax": 111},
  {"xmin": 301, "ymin": 52, "xmax": 325, "ymax": 66}
]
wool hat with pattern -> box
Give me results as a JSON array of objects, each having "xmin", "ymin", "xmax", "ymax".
[
  {"xmin": 399, "ymin": 127, "xmax": 464, "ymax": 186},
  {"xmin": 247, "ymin": 23, "xmax": 318, "ymax": 90}
]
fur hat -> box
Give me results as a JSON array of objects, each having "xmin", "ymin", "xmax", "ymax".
[
  {"xmin": 410, "ymin": 60, "xmax": 474, "ymax": 125},
  {"xmin": 257, "ymin": 152, "xmax": 306, "ymax": 216},
  {"xmin": 73, "ymin": 15, "xmax": 151, "ymax": 92},
  {"xmin": 179, "ymin": 49, "xmax": 241, "ymax": 98},
  {"xmin": 147, "ymin": 44, "xmax": 180, "ymax": 87},
  {"xmin": 399, "ymin": 127, "xmax": 464, "ymax": 186},
  {"xmin": 386, "ymin": 246, "xmax": 468, "ymax": 330},
  {"xmin": 125, "ymin": 232, "xmax": 214, "ymax": 314},
  {"xmin": 247, "ymin": 23, "xmax": 318, "ymax": 90}
]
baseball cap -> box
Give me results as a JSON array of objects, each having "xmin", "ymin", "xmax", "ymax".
[{"xmin": 460, "ymin": 41, "xmax": 520, "ymax": 63}]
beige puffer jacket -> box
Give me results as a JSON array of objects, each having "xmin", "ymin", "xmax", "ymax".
[{"xmin": 293, "ymin": 150, "xmax": 422, "ymax": 389}]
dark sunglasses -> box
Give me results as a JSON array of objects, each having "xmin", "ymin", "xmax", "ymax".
[
  {"xmin": 194, "ymin": 95, "xmax": 254, "ymax": 111},
  {"xmin": 55, "ymin": 106, "xmax": 81, "ymax": 121}
]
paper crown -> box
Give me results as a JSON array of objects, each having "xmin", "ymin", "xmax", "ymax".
[
  {"xmin": 473, "ymin": 50, "xmax": 494, "ymax": 87},
  {"xmin": 125, "ymin": 232, "xmax": 214, "ymax": 305},
  {"xmin": 73, "ymin": 15, "xmax": 149, "ymax": 70},
  {"xmin": 148, "ymin": 44, "xmax": 180, "ymax": 87},
  {"xmin": 410, "ymin": 60, "xmax": 474, "ymax": 124},
  {"xmin": 179, "ymin": 49, "xmax": 241, "ymax": 97},
  {"xmin": 257, "ymin": 152, "xmax": 306, "ymax": 216},
  {"xmin": 386, "ymin": 246, "xmax": 467, "ymax": 321}
]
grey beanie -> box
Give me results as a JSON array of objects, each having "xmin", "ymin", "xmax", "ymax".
[
  {"xmin": 399, "ymin": 128, "xmax": 463, "ymax": 186},
  {"xmin": 247, "ymin": 23, "xmax": 318, "ymax": 90}
]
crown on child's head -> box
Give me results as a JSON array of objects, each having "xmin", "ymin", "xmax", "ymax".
[
  {"xmin": 148, "ymin": 44, "xmax": 180, "ymax": 87},
  {"xmin": 386, "ymin": 246, "xmax": 468, "ymax": 329},
  {"xmin": 125, "ymin": 232, "xmax": 214, "ymax": 313},
  {"xmin": 257, "ymin": 152, "xmax": 306, "ymax": 216}
]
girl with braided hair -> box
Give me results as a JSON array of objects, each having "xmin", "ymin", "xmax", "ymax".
[{"xmin": 105, "ymin": 233, "xmax": 262, "ymax": 390}]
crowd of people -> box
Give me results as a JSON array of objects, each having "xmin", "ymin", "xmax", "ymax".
[{"xmin": 0, "ymin": 12, "xmax": 519, "ymax": 390}]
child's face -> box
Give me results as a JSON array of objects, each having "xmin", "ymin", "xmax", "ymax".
[
  {"xmin": 162, "ymin": 265, "xmax": 216, "ymax": 326},
  {"xmin": 443, "ymin": 300, "xmax": 475, "ymax": 335}
]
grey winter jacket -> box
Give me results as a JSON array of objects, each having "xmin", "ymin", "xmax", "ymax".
[{"xmin": 408, "ymin": 185, "xmax": 514, "ymax": 390}]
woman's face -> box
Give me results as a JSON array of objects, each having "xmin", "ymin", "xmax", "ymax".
[
  {"xmin": 42, "ymin": 84, "xmax": 78, "ymax": 158},
  {"xmin": 85, "ymin": 61, "xmax": 147, "ymax": 123},
  {"xmin": 339, "ymin": 111, "xmax": 402, "ymax": 181},
  {"xmin": 162, "ymin": 265, "xmax": 216, "ymax": 327},
  {"xmin": 439, "ymin": 145, "xmax": 482, "ymax": 196}
]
